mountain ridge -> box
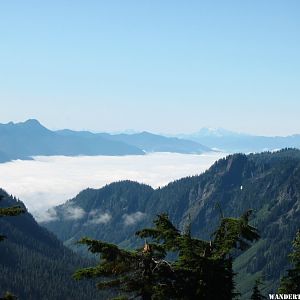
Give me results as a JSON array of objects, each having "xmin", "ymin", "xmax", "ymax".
[
  {"xmin": 178, "ymin": 128, "xmax": 300, "ymax": 152},
  {"xmin": 0, "ymin": 119, "xmax": 211, "ymax": 163},
  {"xmin": 0, "ymin": 189, "xmax": 104, "ymax": 300},
  {"xmin": 56, "ymin": 129, "xmax": 210, "ymax": 154},
  {"xmin": 43, "ymin": 148, "xmax": 300, "ymax": 298}
]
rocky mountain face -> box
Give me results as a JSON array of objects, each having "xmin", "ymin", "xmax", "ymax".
[{"xmin": 43, "ymin": 148, "xmax": 300, "ymax": 297}]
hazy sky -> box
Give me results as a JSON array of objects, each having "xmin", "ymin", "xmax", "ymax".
[{"xmin": 0, "ymin": 1, "xmax": 299, "ymax": 135}]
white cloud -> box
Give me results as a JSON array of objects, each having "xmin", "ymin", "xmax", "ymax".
[
  {"xmin": 86, "ymin": 210, "xmax": 112, "ymax": 225},
  {"xmin": 35, "ymin": 207, "xmax": 58, "ymax": 223},
  {"xmin": 123, "ymin": 211, "xmax": 146, "ymax": 226},
  {"xmin": 63, "ymin": 204, "xmax": 86, "ymax": 220},
  {"xmin": 0, "ymin": 152, "xmax": 226, "ymax": 217}
]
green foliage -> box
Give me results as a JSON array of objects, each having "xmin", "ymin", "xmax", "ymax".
[
  {"xmin": 74, "ymin": 237, "xmax": 172, "ymax": 300},
  {"xmin": 45, "ymin": 181, "xmax": 154, "ymax": 248},
  {"xmin": 0, "ymin": 195, "xmax": 24, "ymax": 242},
  {"xmin": 250, "ymin": 279, "xmax": 266, "ymax": 300},
  {"xmin": 0, "ymin": 195, "xmax": 24, "ymax": 298},
  {"xmin": 278, "ymin": 230, "xmax": 300, "ymax": 293},
  {"xmin": 0, "ymin": 206, "xmax": 24, "ymax": 217},
  {"xmin": 45, "ymin": 148, "xmax": 300, "ymax": 296},
  {"xmin": 0, "ymin": 292, "xmax": 17, "ymax": 300},
  {"xmin": 212, "ymin": 210, "xmax": 260, "ymax": 259},
  {"xmin": 76, "ymin": 211, "xmax": 259, "ymax": 299},
  {"xmin": 0, "ymin": 191, "xmax": 104, "ymax": 300}
]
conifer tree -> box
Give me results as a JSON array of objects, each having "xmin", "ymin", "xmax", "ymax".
[
  {"xmin": 73, "ymin": 238, "xmax": 173, "ymax": 299},
  {"xmin": 137, "ymin": 211, "xmax": 259, "ymax": 299},
  {"xmin": 278, "ymin": 230, "xmax": 300, "ymax": 293},
  {"xmin": 0, "ymin": 194, "xmax": 24, "ymax": 299},
  {"xmin": 0, "ymin": 292, "xmax": 17, "ymax": 300},
  {"xmin": 250, "ymin": 279, "xmax": 266, "ymax": 300},
  {"xmin": 75, "ymin": 211, "xmax": 259, "ymax": 299},
  {"xmin": 0, "ymin": 195, "xmax": 24, "ymax": 242}
]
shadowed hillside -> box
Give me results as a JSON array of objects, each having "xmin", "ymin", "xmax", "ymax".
[{"xmin": 0, "ymin": 190, "xmax": 104, "ymax": 300}]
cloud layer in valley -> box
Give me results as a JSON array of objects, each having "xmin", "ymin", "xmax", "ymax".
[{"xmin": 0, "ymin": 152, "xmax": 226, "ymax": 217}]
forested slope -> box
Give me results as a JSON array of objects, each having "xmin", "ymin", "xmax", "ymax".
[
  {"xmin": 44, "ymin": 149, "xmax": 300, "ymax": 297},
  {"xmin": 0, "ymin": 190, "xmax": 103, "ymax": 300}
]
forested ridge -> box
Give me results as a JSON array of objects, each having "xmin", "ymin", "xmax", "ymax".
[
  {"xmin": 0, "ymin": 190, "xmax": 105, "ymax": 300},
  {"xmin": 75, "ymin": 212, "xmax": 260, "ymax": 299},
  {"xmin": 44, "ymin": 149, "xmax": 300, "ymax": 298},
  {"xmin": 1, "ymin": 149, "xmax": 299, "ymax": 298}
]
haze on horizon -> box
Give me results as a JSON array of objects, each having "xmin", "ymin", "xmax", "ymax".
[{"xmin": 0, "ymin": 1, "xmax": 299, "ymax": 136}]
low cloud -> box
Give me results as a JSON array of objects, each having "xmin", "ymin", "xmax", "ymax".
[
  {"xmin": 123, "ymin": 211, "xmax": 146, "ymax": 226},
  {"xmin": 35, "ymin": 207, "xmax": 58, "ymax": 223},
  {"xmin": 86, "ymin": 210, "xmax": 112, "ymax": 225},
  {"xmin": 34, "ymin": 204, "xmax": 86, "ymax": 223},
  {"xmin": 0, "ymin": 153, "xmax": 226, "ymax": 216},
  {"xmin": 63, "ymin": 204, "xmax": 86, "ymax": 220}
]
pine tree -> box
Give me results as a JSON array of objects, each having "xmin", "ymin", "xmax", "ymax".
[
  {"xmin": 250, "ymin": 279, "xmax": 266, "ymax": 300},
  {"xmin": 137, "ymin": 211, "xmax": 259, "ymax": 299},
  {"xmin": 73, "ymin": 238, "xmax": 173, "ymax": 300},
  {"xmin": 0, "ymin": 194, "xmax": 24, "ymax": 299},
  {"xmin": 0, "ymin": 292, "xmax": 18, "ymax": 300},
  {"xmin": 278, "ymin": 230, "xmax": 300, "ymax": 293},
  {"xmin": 0, "ymin": 195, "xmax": 24, "ymax": 242},
  {"xmin": 75, "ymin": 211, "xmax": 259, "ymax": 299}
]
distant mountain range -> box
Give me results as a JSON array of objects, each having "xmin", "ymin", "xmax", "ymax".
[
  {"xmin": 57, "ymin": 129, "xmax": 211, "ymax": 155},
  {"xmin": 178, "ymin": 127, "xmax": 300, "ymax": 153},
  {"xmin": 1, "ymin": 119, "xmax": 300, "ymax": 164},
  {"xmin": 43, "ymin": 149, "xmax": 300, "ymax": 298},
  {"xmin": 0, "ymin": 119, "xmax": 210, "ymax": 163}
]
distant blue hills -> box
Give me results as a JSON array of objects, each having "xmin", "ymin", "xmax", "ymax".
[
  {"xmin": 0, "ymin": 119, "xmax": 210, "ymax": 163},
  {"xmin": 178, "ymin": 127, "xmax": 300, "ymax": 153},
  {"xmin": 1, "ymin": 119, "xmax": 300, "ymax": 164}
]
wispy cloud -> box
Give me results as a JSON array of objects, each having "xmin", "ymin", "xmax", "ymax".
[
  {"xmin": 123, "ymin": 211, "xmax": 146, "ymax": 226},
  {"xmin": 38, "ymin": 204, "xmax": 88, "ymax": 223},
  {"xmin": 63, "ymin": 204, "xmax": 86, "ymax": 220},
  {"xmin": 85, "ymin": 210, "xmax": 112, "ymax": 225},
  {"xmin": 35, "ymin": 207, "xmax": 58, "ymax": 223}
]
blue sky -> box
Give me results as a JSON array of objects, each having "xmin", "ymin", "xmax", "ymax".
[{"xmin": 0, "ymin": 1, "xmax": 299, "ymax": 135}]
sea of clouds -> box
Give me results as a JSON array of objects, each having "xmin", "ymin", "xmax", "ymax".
[{"xmin": 0, "ymin": 152, "xmax": 226, "ymax": 218}]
